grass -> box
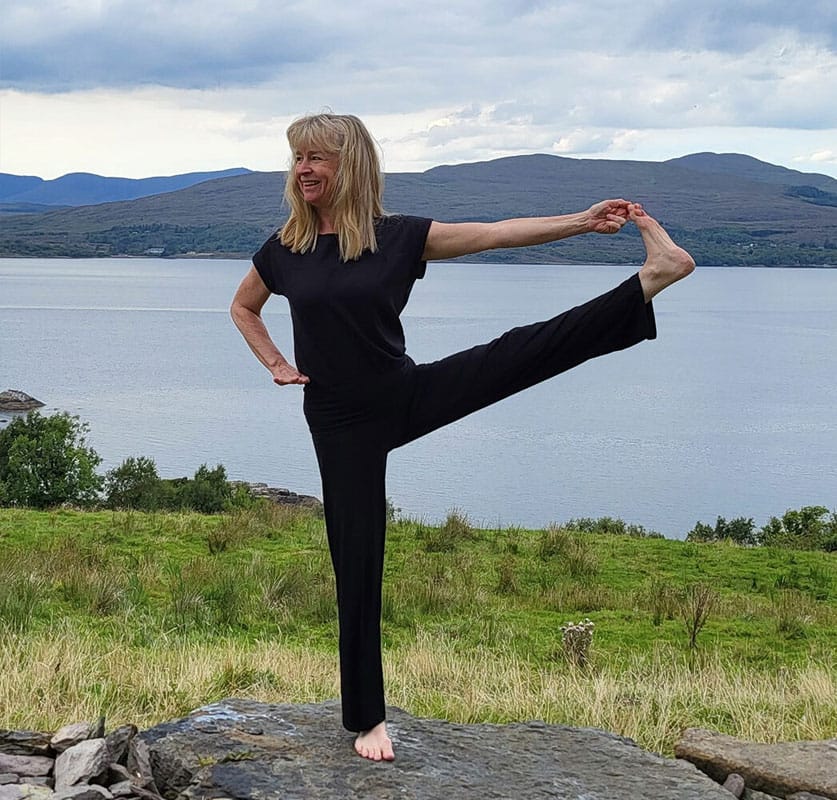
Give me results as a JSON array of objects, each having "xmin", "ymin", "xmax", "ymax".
[{"xmin": 0, "ymin": 505, "xmax": 835, "ymax": 755}]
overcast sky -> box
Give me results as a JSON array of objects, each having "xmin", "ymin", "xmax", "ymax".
[{"xmin": 1, "ymin": 0, "xmax": 835, "ymax": 180}]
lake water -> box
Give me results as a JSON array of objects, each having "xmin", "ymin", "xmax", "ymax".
[{"xmin": 1, "ymin": 257, "xmax": 835, "ymax": 538}]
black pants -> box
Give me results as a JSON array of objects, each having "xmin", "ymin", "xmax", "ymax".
[{"xmin": 303, "ymin": 273, "xmax": 655, "ymax": 732}]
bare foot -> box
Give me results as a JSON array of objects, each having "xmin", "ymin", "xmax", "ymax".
[
  {"xmin": 630, "ymin": 204, "xmax": 695, "ymax": 301},
  {"xmin": 354, "ymin": 721, "xmax": 395, "ymax": 761}
]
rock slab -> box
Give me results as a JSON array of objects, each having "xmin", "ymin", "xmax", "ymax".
[
  {"xmin": 0, "ymin": 391, "xmax": 44, "ymax": 412},
  {"xmin": 138, "ymin": 698, "xmax": 733, "ymax": 800},
  {"xmin": 676, "ymin": 728, "xmax": 837, "ymax": 799}
]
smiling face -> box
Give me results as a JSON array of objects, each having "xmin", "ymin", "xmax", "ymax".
[{"xmin": 294, "ymin": 148, "xmax": 339, "ymax": 211}]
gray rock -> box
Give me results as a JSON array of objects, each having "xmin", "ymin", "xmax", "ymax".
[
  {"xmin": 788, "ymin": 794, "xmax": 833, "ymax": 800},
  {"xmin": 56, "ymin": 792, "xmax": 108, "ymax": 800},
  {"xmin": 0, "ymin": 391, "xmax": 45, "ymax": 412},
  {"xmin": 105, "ymin": 782, "xmax": 132, "ymax": 798},
  {"xmin": 125, "ymin": 741, "xmax": 157, "ymax": 794},
  {"xmin": 676, "ymin": 729, "xmax": 837, "ymax": 799},
  {"xmin": 723, "ymin": 772, "xmax": 746, "ymax": 797},
  {"xmin": 0, "ymin": 779, "xmax": 17, "ymax": 787},
  {"xmin": 104, "ymin": 729, "xmax": 136, "ymax": 769},
  {"xmin": 0, "ymin": 757, "xmax": 53, "ymax": 779},
  {"xmin": 0, "ymin": 733, "xmax": 52, "ymax": 758},
  {"xmin": 51, "ymin": 727, "xmax": 93, "ymax": 756},
  {"xmin": 105, "ymin": 766, "xmax": 130, "ymax": 787},
  {"xmin": 138, "ymin": 698, "xmax": 734, "ymax": 800},
  {"xmin": 0, "ymin": 785, "xmax": 54, "ymax": 800},
  {"xmin": 742, "ymin": 791, "xmax": 782, "ymax": 800},
  {"xmin": 233, "ymin": 482, "xmax": 322, "ymax": 510},
  {"xmin": 53, "ymin": 786, "xmax": 112, "ymax": 800},
  {"xmin": 54, "ymin": 742, "xmax": 110, "ymax": 790}
]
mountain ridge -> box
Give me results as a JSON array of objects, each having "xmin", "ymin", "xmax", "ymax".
[
  {"xmin": 0, "ymin": 168, "xmax": 253, "ymax": 207},
  {"xmin": 1, "ymin": 153, "xmax": 834, "ymax": 266}
]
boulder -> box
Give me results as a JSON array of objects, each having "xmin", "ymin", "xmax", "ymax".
[
  {"xmin": 676, "ymin": 728, "xmax": 837, "ymax": 799},
  {"xmin": 104, "ymin": 728, "xmax": 137, "ymax": 768},
  {"xmin": 138, "ymin": 698, "xmax": 733, "ymax": 800},
  {"xmin": 51, "ymin": 727, "xmax": 93, "ymax": 756},
  {"xmin": 0, "ymin": 758, "xmax": 52, "ymax": 779},
  {"xmin": 54, "ymin": 742, "xmax": 109, "ymax": 790},
  {"xmin": 0, "ymin": 733, "xmax": 52, "ymax": 758},
  {"xmin": 0, "ymin": 391, "xmax": 44, "ymax": 412},
  {"xmin": 0, "ymin": 785, "xmax": 53, "ymax": 800}
]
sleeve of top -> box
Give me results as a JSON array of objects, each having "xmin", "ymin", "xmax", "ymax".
[
  {"xmin": 401, "ymin": 215, "xmax": 433, "ymax": 280},
  {"xmin": 252, "ymin": 236, "xmax": 284, "ymax": 296}
]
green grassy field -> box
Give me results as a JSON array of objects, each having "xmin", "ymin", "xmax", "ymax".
[{"xmin": 1, "ymin": 505, "xmax": 834, "ymax": 755}]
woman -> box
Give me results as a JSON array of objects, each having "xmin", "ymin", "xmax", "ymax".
[{"xmin": 231, "ymin": 113, "xmax": 694, "ymax": 762}]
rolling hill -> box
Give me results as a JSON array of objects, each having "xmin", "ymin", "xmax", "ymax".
[{"xmin": 1, "ymin": 154, "xmax": 834, "ymax": 266}]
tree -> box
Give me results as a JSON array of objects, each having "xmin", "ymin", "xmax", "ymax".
[
  {"xmin": 0, "ymin": 412, "xmax": 102, "ymax": 509},
  {"xmin": 759, "ymin": 506, "xmax": 834, "ymax": 551},
  {"xmin": 104, "ymin": 456, "xmax": 162, "ymax": 510},
  {"xmin": 686, "ymin": 516, "xmax": 756, "ymax": 545},
  {"xmin": 178, "ymin": 464, "xmax": 232, "ymax": 513}
]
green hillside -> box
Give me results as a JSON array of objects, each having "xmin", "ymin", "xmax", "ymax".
[
  {"xmin": 1, "ymin": 154, "xmax": 835, "ymax": 265},
  {"xmin": 0, "ymin": 505, "xmax": 834, "ymax": 754}
]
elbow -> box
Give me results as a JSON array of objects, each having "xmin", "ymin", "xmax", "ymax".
[{"xmin": 229, "ymin": 300, "xmax": 249, "ymax": 330}]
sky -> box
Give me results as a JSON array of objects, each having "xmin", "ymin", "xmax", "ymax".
[{"xmin": 1, "ymin": 0, "xmax": 836, "ymax": 181}]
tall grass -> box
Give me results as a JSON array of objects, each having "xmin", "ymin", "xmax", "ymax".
[
  {"xmin": 0, "ymin": 625, "xmax": 834, "ymax": 756},
  {"xmin": 0, "ymin": 506, "xmax": 835, "ymax": 755}
]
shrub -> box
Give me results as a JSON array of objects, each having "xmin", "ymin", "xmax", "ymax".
[
  {"xmin": 686, "ymin": 516, "xmax": 757, "ymax": 545},
  {"xmin": 644, "ymin": 577, "xmax": 678, "ymax": 626},
  {"xmin": 0, "ymin": 412, "xmax": 102, "ymax": 509},
  {"xmin": 759, "ymin": 506, "xmax": 835, "ymax": 551},
  {"xmin": 104, "ymin": 456, "xmax": 162, "ymax": 510},
  {"xmin": 678, "ymin": 582, "xmax": 718, "ymax": 650},
  {"xmin": 179, "ymin": 464, "xmax": 232, "ymax": 513}
]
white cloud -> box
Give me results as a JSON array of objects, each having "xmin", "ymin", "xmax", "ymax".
[{"xmin": 1, "ymin": 0, "xmax": 836, "ymax": 179}]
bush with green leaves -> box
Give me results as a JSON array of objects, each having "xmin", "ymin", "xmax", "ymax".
[
  {"xmin": 0, "ymin": 412, "xmax": 102, "ymax": 509},
  {"xmin": 104, "ymin": 456, "xmax": 162, "ymax": 510},
  {"xmin": 177, "ymin": 463, "xmax": 232, "ymax": 513},
  {"xmin": 686, "ymin": 516, "xmax": 757, "ymax": 546},
  {"xmin": 760, "ymin": 506, "xmax": 837, "ymax": 552}
]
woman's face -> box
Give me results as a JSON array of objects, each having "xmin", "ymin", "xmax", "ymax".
[{"xmin": 294, "ymin": 147, "xmax": 338, "ymax": 209}]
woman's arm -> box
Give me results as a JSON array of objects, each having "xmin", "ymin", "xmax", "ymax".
[
  {"xmin": 422, "ymin": 199, "xmax": 633, "ymax": 262},
  {"xmin": 230, "ymin": 267, "xmax": 309, "ymax": 385}
]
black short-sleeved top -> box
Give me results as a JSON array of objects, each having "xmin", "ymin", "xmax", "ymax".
[{"xmin": 253, "ymin": 214, "xmax": 433, "ymax": 388}]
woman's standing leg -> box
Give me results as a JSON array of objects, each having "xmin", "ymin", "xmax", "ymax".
[{"xmin": 310, "ymin": 419, "xmax": 395, "ymax": 760}]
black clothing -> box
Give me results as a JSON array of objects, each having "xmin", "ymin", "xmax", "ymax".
[
  {"xmin": 253, "ymin": 220, "xmax": 657, "ymax": 733},
  {"xmin": 253, "ymin": 215, "xmax": 432, "ymax": 389}
]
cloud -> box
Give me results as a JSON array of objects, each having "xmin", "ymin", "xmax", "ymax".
[{"xmin": 1, "ymin": 1, "xmax": 836, "ymax": 178}]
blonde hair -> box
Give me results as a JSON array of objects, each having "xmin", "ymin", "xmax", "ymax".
[{"xmin": 280, "ymin": 113, "xmax": 385, "ymax": 262}]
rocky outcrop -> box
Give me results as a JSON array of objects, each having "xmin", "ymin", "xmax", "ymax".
[
  {"xmin": 4, "ymin": 709, "xmax": 835, "ymax": 800},
  {"xmin": 0, "ymin": 390, "xmax": 44, "ymax": 412},
  {"xmin": 137, "ymin": 698, "xmax": 731, "ymax": 799},
  {"xmin": 676, "ymin": 728, "xmax": 837, "ymax": 800},
  {"xmin": 232, "ymin": 482, "xmax": 322, "ymax": 511}
]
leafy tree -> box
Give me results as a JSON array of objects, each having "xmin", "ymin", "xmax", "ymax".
[
  {"xmin": 686, "ymin": 516, "xmax": 756, "ymax": 545},
  {"xmin": 759, "ymin": 506, "xmax": 834, "ymax": 551},
  {"xmin": 0, "ymin": 412, "xmax": 102, "ymax": 509},
  {"xmin": 104, "ymin": 456, "xmax": 162, "ymax": 510},
  {"xmin": 178, "ymin": 464, "xmax": 232, "ymax": 513},
  {"xmin": 686, "ymin": 521, "xmax": 715, "ymax": 543}
]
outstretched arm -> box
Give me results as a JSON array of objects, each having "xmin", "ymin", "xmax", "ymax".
[
  {"xmin": 422, "ymin": 199, "xmax": 633, "ymax": 261},
  {"xmin": 230, "ymin": 267, "xmax": 309, "ymax": 385}
]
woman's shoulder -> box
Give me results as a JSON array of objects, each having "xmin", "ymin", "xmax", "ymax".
[
  {"xmin": 375, "ymin": 213, "xmax": 432, "ymax": 228},
  {"xmin": 374, "ymin": 214, "xmax": 433, "ymax": 242}
]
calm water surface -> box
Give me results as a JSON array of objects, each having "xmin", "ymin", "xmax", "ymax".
[{"xmin": 1, "ymin": 257, "xmax": 835, "ymax": 538}]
